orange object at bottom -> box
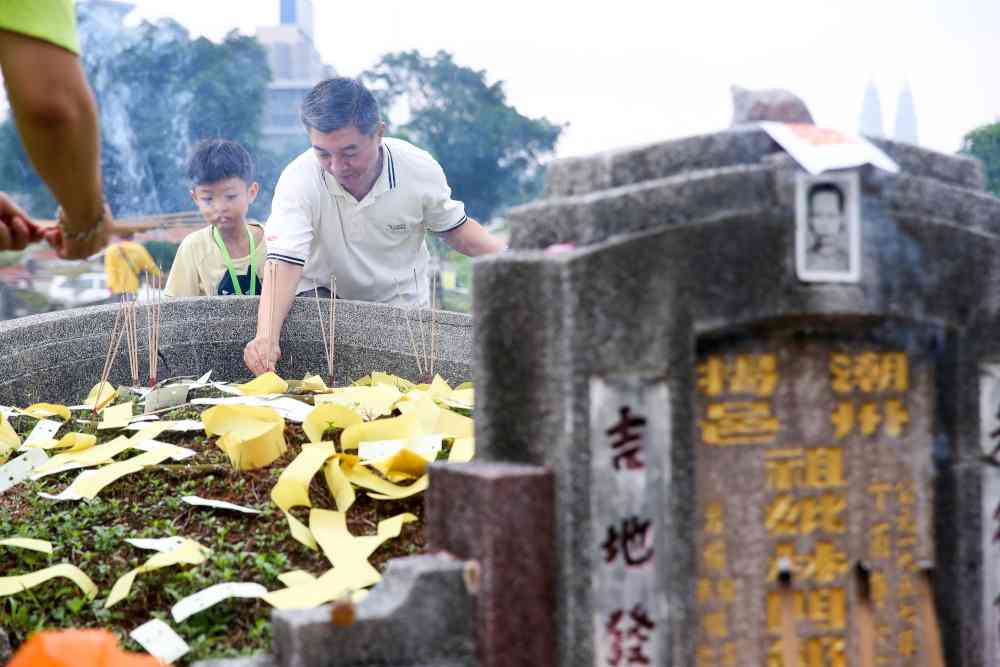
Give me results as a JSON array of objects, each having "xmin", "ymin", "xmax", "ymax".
[{"xmin": 9, "ymin": 629, "xmax": 163, "ymax": 667}]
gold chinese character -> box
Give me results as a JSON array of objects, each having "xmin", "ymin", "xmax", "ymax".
[
  {"xmin": 853, "ymin": 352, "xmax": 883, "ymax": 393},
  {"xmin": 813, "ymin": 541, "xmax": 850, "ymax": 583},
  {"xmin": 896, "ymin": 480, "xmax": 916, "ymax": 505},
  {"xmin": 879, "ymin": 352, "xmax": 909, "ymax": 392},
  {"xmin": 831, "ymin": 402, "xmax": 854, "ymax": 439},
  {"xmin": 700, "ymin": 401, "xmax": 780, "ymax": 445},
  {"xmin": 765, "ymin": 449, "xmax": 805, "ymax": 491},
  {"xmin": 868, "ymin": 483, "xmax": 893, "ymax": 513},
  {"xmin": 704, "ymin": 540, "xmax": 727, "ymax": 574},
  {"xmin": 697, "ymin": 577, "xmax": 713, "ymax": 603},
  {"xmin": 899, "ymin": 628, "xmax": 917, "ymax": 657},
  {"xmin": 870, "ymin": 523, "xmax": 891, "ymax": 560},
  {"xmin": 717, "ymin": 577, "xmax": 737, "ymax": 603},
  {"xmin": 805, "ymin": 448, "xmax": 845, "ymax": 488},
  {"xmin": 897, "ymin": 551, "xmax": 917, "ymax": 572},
  {"xmin": 730, "ymin": 354, "xmax": 778, "ymax": 397},
  {"xmin": 807, "ymin": 587, "xmax": 846, "ymax": 631},
  {"xmin": 898, "ymin": 574, "xmax": 916, "ymax": 598},
  {"xmin": 883, "ymin": 399, "xmax": 909, "ymax": 437},
  {"xmin": 697, "ymin": 357, "xmax": 726, "ymax": 397},
  {"xmin": 767, "ymin": 542, "xmax": 849, "ymax": 583},
  {"xmin": 766, "ymin": 590, "xmax": 803, "ymax": 633},
  {"xmin": 705, "ymin": 501, "xmax": 724, "ymax": 534},
  {"xmin": 830, "ymin": 354, "xmax": 853, "ymax": 393},
  {"xmin": 720, "ymin": 642, "xmax": 738, "ymax": 667},
  {"xmin": 703, "ymin": 609, "xmax": 729, "ymax": 639},
  {"xmin": 765, "ymin": 496, "xmax": 800, "ymax": 536},
  {"xmin": 697, "ymin": 645, "xmax": 715, "ymax": 667},
  {"xmin": 900, "ymin": 604, "xmax": 918, "ymax": 625},
  {"xmin": 858, "ymin": 402, "xmax": 881, "ymax": 435},
  {"xmin": 870, "ymin": 571, "xmax": 886, "ymax": 608}
]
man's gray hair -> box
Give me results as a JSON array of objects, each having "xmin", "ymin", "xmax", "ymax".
[{"xmin": 300, "ymin": 77, "xmax": 381, "ymax": 136}]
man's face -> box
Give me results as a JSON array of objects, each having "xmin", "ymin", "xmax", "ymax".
[
  {"xmin": 191, "ymin": 177, "xmax": 258, "ymax": 231},
  {"xmin": 809, "ymin": 190, "xmax": 844, "ymax": 239},
  {"xmin": 309, "ymin": 124, "xmax": 384, "ymax": 195}
]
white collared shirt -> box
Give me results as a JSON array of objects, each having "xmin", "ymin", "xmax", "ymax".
[{"xmin": 264, "ymin": 137, "xmax": 467, "ymax": 306}]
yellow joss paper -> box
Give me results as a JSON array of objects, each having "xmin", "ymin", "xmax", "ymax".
[
  {"xmin": 309, "ymin": 509, "xmax": 417, "ymax": 567},
  {"xmin": 323, "ymin": 455, "xmax": 355, "ymax": 512},
  {"xmin": 0, "ymin": 413, "xmax": 19, "ymax": 460},
  {"xmin": 83, "ymin": 382, "xmax": 117, "ymax": 410},
  {"xmin": 0, "ymin": 563, "xmax": 97, "ymax": 599},
  {"xmin": 25, "ymin": 431, "xmax": 97, "ymax": 453},
  {"xmin": 0, "ymin": 537, "xmax": 53, "ymax": 553},
  {"xmin": 371, "ymin": 372, "xmax": 415, "ymax": 392},
  {"xmin": 299, "ymin": 374, "xmax": 331, "ymax": 393},
  {"xmin": 435, "ymin": 408, "xmax": 474, "ymax": 440},
  {"xmin": 263, "ymin": 562, "xmax": 380, "ymax": 609},
  {"xmin": 270, "ymin": 442, "xmax": 335, "ymax": 550},
  {"xmin": 277, "ymin": 570, "xmax": 317, "ymax": 588},
  {"xmin": 70, "ymin": 447, "xmax": 182, "ymax": 500},
  {"xmin": 444, "ymin": 388, "xmax": 474, "ymax": 410},
  {"xmin": 98, "ymin": 401, "xmax": 133, "ymax": 430},
  {"xmin": 340, "ymin": 411, "xmax": 424, "ymax": 452},
  {"xmin": 454, "ymin": 381, "xmax": 473, "ymax": 391},
  {"xmin": 427, "ymin": 375, "xmax": 452, "ymax": 400},
  {"xmin": 372, "ymin": 448, "xmax": 433, "ymax": 481},
  {"xmin": 345, "ymin": 463, "xmax": 429, "ymax": 500},
  {"xmin": 233, "ymin": 371, "xmax": 288, "ymax": 396},
  {"xmin": 303, "ymin": 404, "xmax": 363, "ymax": 444},
  {"xmin": 21, "ymin": 403, "xmax": 71, "ymax": 421},
  {"xmin": 316, "ymin": 384, "xmax": 402, "ymax": 421},
  {"xmin": 448, "ymin": 437, "xmax": 475, "ymax": 463},
  {"xmin": 106, "ymin": 539, "xmax": 210, "ymax": 608},
  {"xmin": 203, "ymin": 405, "xmax": 286, "ymax": 471}
]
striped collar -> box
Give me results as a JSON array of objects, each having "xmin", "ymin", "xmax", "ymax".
[{"xmin": 322, "ymin": 142, "xmax": 398, "ymax": 202}]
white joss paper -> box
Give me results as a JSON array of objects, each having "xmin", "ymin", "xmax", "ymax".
[
  {"xmin": 0, "ymin": 448, "xmax": 48, "ymax": 494},
  {"xmin": 171, "ymin": 582, "xmax": 268, "ymax": 623},
  {"xmin": 129, "ymin": 618, "xmax": 190, "ymax": 664},
  {"xmin": 125, "ymin": 536, "xmax": 187, "ymax": 553},
  {"xmin": 181, "ymin": 495, "xmax": 261, "ymax": 514}
]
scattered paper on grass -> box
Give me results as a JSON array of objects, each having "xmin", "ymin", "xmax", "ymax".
[
  {"xmin": 22, "ymin": 419, "xmax": 62, "ymax": 447},
  {"xmin": 299, "ymin": 374, "xmax": 330, "ymax": 393},
  {"xmin": 125, "ymin": 419, "xmax": 203, "ymax": 432},
  {"xmin": 340, "ymin": 411, "xmax": 425, "ymax": 452},
  {"xmin": 32, "ymin": 435, "xmax": 131, "ymax": 477},
  {"xmin": 233, "ymin": 371, "xmax": 288, "ymax": 396},
  {"xmin": 194, "ymin": 395, "xmax": 312, "ymax": 422},
  {"xmin": 315, "ymin": 385, "xmax": 402, "ymax": 421},
  {"xmin": 143, "ymin": 385, "xmax": 190, "ymax": 413},
  {"xmin": 277, "ymin": 570, "xmax": 316, "ymax": 587},
  {"xmin": 448, "ymin": 437, "xmax": 475, "ymax": 463},
  {"xmin": 181, "ymin": 495, "xmax": 261, "ymax": 514},
  {"xmin": 23, "ymin": 432, "xmax": 97, "ymax": 453},
  {"xmin": 0, "ymin": 563, "xmax": 97, "ymax": 599},
  {"xmin": 106, "ymin": 539, "xmax": 210, "ymax": 608},
  {"xmin": 44, "ymin": 447, "xmax": 183, "ymax": 501},
  {"xmin": 310, "ymin": 509, "xmax": 417, "ymax": 568},
  {"xmin": 129, "ymin": 618, "xmax": 190, "ymax": 664},
  {"xmin": 303, "ymin": 404, "xmax": 363, "ymax": 443},
  {"xmin": 0, "ymin": 537, "xmax": 53, "ymax": 553},
  {"xmin": 98, "ymin": 402, "xmax": 133, "ymax": 430},
  {"xmin": 20, "ymin": 403, "xmax": 71, "ymax": 421},
  {"xmin": 262, "ymin": 562, "xmax": 381, "ymax": 610},
  {"xmin": 371, "ymin": 447, "xmax": 434, "ymax": 481},
  {"xmin": 270, "ymin": 443, "xmax": 335, "ymax": 550},
  {"xmin": 371, "ymin": 372, "xmax": 415, "ymax": 392},
  {"xmin": 443, "ymin": 387, "xmax": 474, "ymax": 410},
  {"xmin": 0, "ymin": 412, "xmax": 20, "ymax": 460},
  {"xmin": 323, "ymin": 455, "xmax": 355, "ymax": 512},
  {"xmin": 202, "ymin": 405, "xmax": 286, "ymax": 470},
  {"xmin": 134, "ymin": 440, "xmax": 196, "ymax": 461},
  {"xmin": 435, "ymin": 408, "xmax": 474, "ymax": 440},
  {"xmin": 170, "ymin": 582, "xmax": 268, "ymax": 623},
  {"xmin": 345, "ymin": 464, "xmax": 429, "ymax": 500},
  {"xmin": 0, "ymin": 448, "xmax": 48, "ymax": 493},
  {"xmin": 125, "ymin": 536, "xmax": 187, "ymax": 553},
  {"xmin": 358, "ymin": 435, "xmax": 442, "ymax": 463},
  {"xmin": 83, "ymin": 382, "xmax": 117, "ymax": 411}
]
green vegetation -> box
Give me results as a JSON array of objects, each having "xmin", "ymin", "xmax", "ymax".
[{"xmin": 961, "ymin": 121, "xmax": 1000, "ymax": 197}]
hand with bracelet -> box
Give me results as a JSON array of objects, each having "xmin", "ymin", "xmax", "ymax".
[
  {"xmin": 0, "ymin": 192, "xmax": 45, "ymax": 251},
  {"xmin": 44, "ymin": 202, "xmax": 113, "ymax": 259}
]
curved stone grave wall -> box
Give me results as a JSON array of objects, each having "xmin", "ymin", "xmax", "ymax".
[{"xmin": 0, "ymin": 297, "xmax": 472, "ymax": 406}]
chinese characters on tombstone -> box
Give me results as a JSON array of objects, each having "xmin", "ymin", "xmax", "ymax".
[{"xmin": 694, "ymin": 336, "xmax": 933, "ymax": 666}]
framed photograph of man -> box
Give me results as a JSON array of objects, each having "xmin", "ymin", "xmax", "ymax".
[{"xmin": 795, "ymin": 171, "xmax": 861, "ymax": 283}]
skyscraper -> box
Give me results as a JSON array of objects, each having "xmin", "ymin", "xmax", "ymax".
[
  {"xmin": 859, "ymin": 81, "xmax": 884, "ymax": 138},
  {"xmin": 894, "ymin": 82, "xmax": 919, "ymax": 145}
]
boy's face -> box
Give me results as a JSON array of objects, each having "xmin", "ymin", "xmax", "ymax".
[{"xmin": 191, "ymin": 177, "xmax": 259, "ymax": 231}]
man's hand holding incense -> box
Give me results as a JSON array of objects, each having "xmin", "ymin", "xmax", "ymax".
[
  {"xmin": 0, "ymin": 193, "xmax": 45, "ymax": 251},
  {"xmin": 244, "ymin": 336, "xmax": 281, "ymax": 376},
  {"xmin": 44, "ymin": 203, "xmax": 113, "ymax": 260}
]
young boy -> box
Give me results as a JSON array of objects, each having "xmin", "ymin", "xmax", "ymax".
[{"xmin": 164, "ymin": 139, "xmax": 266, "ymax": 297}]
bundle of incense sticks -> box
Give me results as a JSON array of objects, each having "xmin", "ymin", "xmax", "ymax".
[
  {"xmin": 95, "ymin": 306, "xmax": 127, "ymax": 418},
  {"xmin": 313, "ymin": 275, "xmax": 337, "ymax": 387},
  {"xmin": 398, "ymin": 270, "xmax": 439, "ymax": 382},
  {"xmin": 121, "ymin": 293, "xmax": 140, "ymax": 386},
  {"xmin": 146, "ymin": 272, "xmax": 163, "ymax": 387}
]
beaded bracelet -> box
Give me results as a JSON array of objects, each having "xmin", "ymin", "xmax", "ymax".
[{"xmin": 57, "ymin": 204, "xmax": 110, "ymax": 242}]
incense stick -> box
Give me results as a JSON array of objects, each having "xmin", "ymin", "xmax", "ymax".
[
  {"xmin": 122, "ymin": 294, "xmax": 139, "ymax": 386},
  {"xmin": 413, "ymin": 269, "xmax": 428, "ymax": 379},
  {"xmin": 147, "ymin": 272, "xmax": 163, "ymax": 386},
  {"xmin": 429, "ymin": 270, "xmax": 437, "ymax": 380},
  {"xmin": 397, "ymin": 278, "xmax": 424, "ymax": 378},
  {"xmin": 329, "ymin": 275, "xmax": 336, "ymax": 387},
  {"xmin": 96, "ymin": 306, "xmax": 127, "ymax": 419},
  {"xmin": 313, "ymin": 286, "xmax": 330, "ymax": 383}
]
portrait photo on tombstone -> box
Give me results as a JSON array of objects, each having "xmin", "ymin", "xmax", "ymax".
[{"xmin": 795, "ymin": 171, "xmax": 861, "ymax": 283}]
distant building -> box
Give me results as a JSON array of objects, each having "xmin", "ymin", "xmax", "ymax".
[
  {"xmin": 256, "ymin": 0, "xmax": 335, "ymax": 149},
  {"xmin": 894, "ymin": 82, "xmax": 919, "ymax": 145},
  {"xmin": 859, "ymin": 81, "xmax": 884, "ymax": 138}
]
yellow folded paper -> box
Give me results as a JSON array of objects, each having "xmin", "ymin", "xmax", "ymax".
[
  {"xmin": 0, "ymin": 537, "xmax": 53, "ymax": 553},
  {"xmin": 61, "ymin": 447, "xmax": 183, "ymax": 500},
  {"xmin": 443, "ymin": 388, "xmax": 474, "ymax": 410},
  {"xmin": 345, "ymin": 464, "xmax": 429, "ymax": 500},
  {"xmin": 300, "ymin": 374, "xmax": 331, "ymax": 393},
  {"xmin": 98, "ymin": 402, "xmax": 133, "ymax": 430},
  {"xmin": 233, "ymin": 372, "xmax": 288, "ymax": 396},
  {"xmin": 303, "ymin": 404, "xmax": 363, "ymax": 444},
  {"xmin": 315, "ymin": 385, "xmax": 402, "ymax": 421},
  {"xmin": 435, "ymin": 408, "xmax": 474, "ymax": 440},
  {"xmin": 263, "ymin": 562, "xmax": 381, "ymax": 609},
  {"xmin": 371, "ymin": 372, "xmax": 415, "ymax": 392},
  {"xmin": 269, "ymin": 442, "xmax": 335, "ymax": 550},
  {"xmin": 0, "ymin": 563, "xmax": 97, "ymax": 599},
  {"xmin": 277, "ymin": 570, "xmax": 317, "ymax": 588},
  {"xmin": 340, "ymin": 411, "xmax": 424, "ymax": 452},
  {"xmin": 454, "ymin": 381, "xmax": 474, "ymax": 391},
  {"xmin": 32, "ymin": 424, "xmax": 170, "ymax": 476},
  {"xmin": 448, "ymin": 437, "xmax": 475, "ymax": 463},
  {"xmin": 310, "ymin": 509, "xmax": 417, "ymax": 567},
  {"xmin": 21, "ymin": 403, "xmax": 71, "ymax": 421},
  {"xmin": 0, "ymin": 412, "xmax": 20, "ymax": 460},
  {"xmin": 203, "ymin": 405, "xmax": 286, "ymax": 471},
  {"xmin": 323, "ymin": 455, "xmax": 356, "ymax": 512},
  {"xmin": 84, "ymin": 382, "xmax": 117, "ymax": 411},
  {"xmin": 24, "ymin": 432, "xmax": 97, "ymax": 453},
  {"xmin": 371, "ymin": 448, "xmax": 433, "ymax": 481},
  {"xmin": 427, "ymin": 375, "xmax": 453, "ymax": 400},
  {"xmin": 106, "ymin": 539, "xmax": 210, "ymax": 608}
]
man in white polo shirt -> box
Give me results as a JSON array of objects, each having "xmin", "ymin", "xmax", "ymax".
[{"xmin": 244, "ymin": 77, "xmax": 505, "ymax": 375}]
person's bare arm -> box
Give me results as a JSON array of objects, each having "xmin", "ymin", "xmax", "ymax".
[
  {"xmin": 0, "ymin": 29, "xmax": 108, "ymax": 258},
  {"xmin": 244, "ymin": 260, "xmax": 303, "ymax": 375},
  {"xmin": 440, "ymin": 217, "xmax": 506, "ymax": 256}
]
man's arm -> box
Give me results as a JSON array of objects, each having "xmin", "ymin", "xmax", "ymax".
[
  {"xmin": 244, "ymin": 260, "xmax": 303, "ymax": 376},
  {"xmin": 440, "ymin": 218, "xmax": 506, "ymax": 256},
  {"xmin": 0, "ymin": 29, "xmax": 109, "ymax": 258}
]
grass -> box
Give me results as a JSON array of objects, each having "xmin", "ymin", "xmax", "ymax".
[{"xmin": 0, "ymin": 385, "xmax": 439, "ymax": 664}]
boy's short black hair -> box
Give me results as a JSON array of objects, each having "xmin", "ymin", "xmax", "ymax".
[{"xmin": 187, "ymin": 139, "xmax": 255, "ymax": 185}]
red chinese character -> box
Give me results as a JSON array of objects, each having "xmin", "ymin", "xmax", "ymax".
[
  {"xmin": 606, "ymin": 609, "xmax": 624, "ymax": 666},
  {"xmin": 626, "ymin": 604, "xmax": 656, "ymax": 665},
  {"xmin": 602, "ymin": 517, "xmax": 654, "ymax": 566},
  {"xmin": 607, "ymin": 406, "xmax": 647, "ymax": 470}
]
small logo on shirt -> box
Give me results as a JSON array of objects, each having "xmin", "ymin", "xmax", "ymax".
[
  {"xmin": 387, "ymin": 223, "xmax": 408, "ymax": 233},
  {"xmin": 266, "ymin": 234, "xmax": 279, "ymax": 242}
]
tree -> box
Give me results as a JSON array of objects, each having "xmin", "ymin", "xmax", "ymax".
[
  {"xmin": 961, "ymin": 122, "xmax": 1000, "ymax": 198},
  {"xmin": 362, "ymin": 50, "xmax": 563, "ymax": 221},
  {"xmin": 0, "ymin": 8, "xmax": 275, "ymax": 220}
]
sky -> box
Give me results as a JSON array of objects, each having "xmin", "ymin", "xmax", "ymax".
[{"xmin": 123, "ymin": 0, "xmax": 1000, "ymax": 159}]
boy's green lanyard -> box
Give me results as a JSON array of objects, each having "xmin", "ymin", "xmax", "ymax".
[{"xmin": 212, "ymin": 225, "xmax": 257, "ymax": 296}]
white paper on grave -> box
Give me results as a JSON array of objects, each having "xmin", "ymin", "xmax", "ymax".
[
  {"xmin": 125, "ymin": 419, "xmax": 203, "ymax": 432},
  {"xmin": 130, "ymin": 618, "xmax": 190, "ymax": 664},
  {"xmin": 188, "ymin": 370, "xmax": 214, "ymax": 388},
  {"xmin": 181, "ymin": 495, "xmax": 261, "ymax": 514},
  {"xmin": 170, "ymin": 582, "xmax": 268, "ymax": 623},
  {"xmin": 760, "ymin": 122, "xmax": 899, "ymax": 175},
  {"xmin": 189, "ymin": 395, "xmax": 312, "ymax": 422},
  {"xmin": 358, "ymin": 434, "xmax": 443, "ymax": 463},
  {"xmin": 125, "ymin": 536, "xmax": 187, "ymax": 553},
  {"xmin": 0, "ymin": 448, "xmax": 49, "ymax": 494},
  {"xmin": 37, "ymin": 470, "xmax": 97, "ymax": 501},
  {"xmin": 144, "ymin": 385, "xmax": 191, "ymax": 414},
  {"xmin": 0, "ymin": 406, "xmax": 14, "ymax": 418},
  {"xmin": 134, "ymin": 440, "xmax": 196, "ymax": 460},
  {"xmin": 20, "ymin": 419, "xmax": 62, "ymax": 448}
]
